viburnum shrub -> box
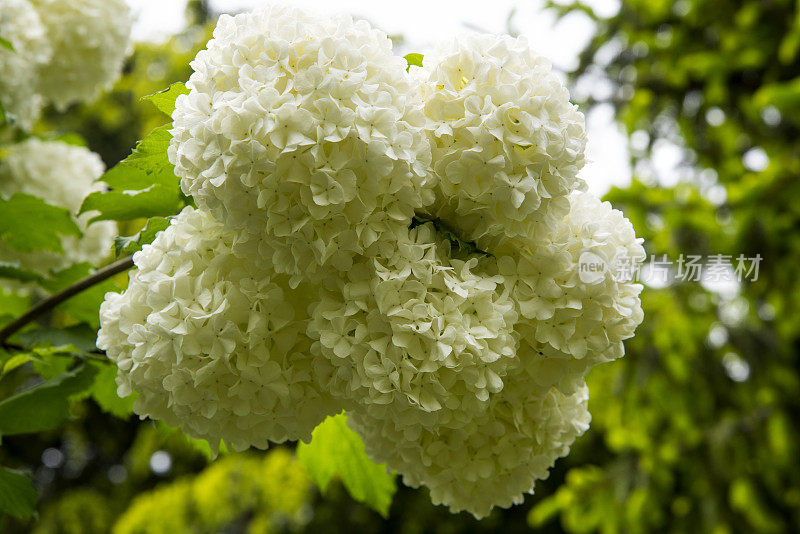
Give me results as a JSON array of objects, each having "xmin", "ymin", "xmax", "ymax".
[{"xmin": 95, "ymin": 5, "xmax": 645, "ymax": 518}]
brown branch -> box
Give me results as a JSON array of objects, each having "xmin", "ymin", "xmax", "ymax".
[{"xmin": 0, "ymin": 256, "xmax": 134, "ymax": 344}]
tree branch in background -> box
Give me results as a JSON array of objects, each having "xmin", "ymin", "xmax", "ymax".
[{"xmin": 0, "ymin": 255, "xmax": 134, "ymax": 344}]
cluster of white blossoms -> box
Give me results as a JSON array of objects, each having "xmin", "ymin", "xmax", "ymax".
[
  {"xmin": 343, "ymin": 192, "xmax": 645, "ymax": 516},
  {"xmin": 97, "ymin": 208, "xmax": 342, "ymax": 454},
  {"xmin": 308, "ymin": 223, "xmax": 520, "ymax": 431},
  {"xmin": 169, "ymin": 6, "xmax": 432, "ymax": 284},
  {"xmin": 99, "ymin": 5, "xmax": 645, "ymax": 518},
  {"xmin": 415, "ymin": 34, "xmax": 587, "ymax": 245},
  {"xmin": 349, "ymin": 368, "xmax": 591, "ymax": 518},
  {"xmin": 0, "ymin": 0, "xmax": 132, "ymax": 127},
  {"xmin": 0, "ymin": 0, "xmax": 51, "ymax": 130},
  {"xmin": 0, "ymin": 138, "xmax": 117, "ymax": 276},
  {"xmin": 30, "ymin": 0, "xmax": 133, "ymax": 111}
]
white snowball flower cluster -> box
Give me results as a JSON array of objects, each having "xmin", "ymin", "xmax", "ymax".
[
  {"xmin": 350, "ymin": 361, "xmax": 591, "ymax": 518},
  {"xmin": 0, "ymin": 138, "xmax": 117, "ymax": 276},
  {"xmin": 100, "ymin": 5, "xmax": 645, "ymax": 519},
  {"xmin": 415, "ymin": 34, "xmax": 587, "ymax": 245},
  {"xmin": 506, "ymin": 192, "xmax": 646, "ymax": 364},
  {"xmin": 97, "ymin": 207, "xmax": 343, "ymax": 453},
  {"xmin": 30, "ymin": 0, "xmax": 132, "ymax": 111},
  {"xmin": 0, "ymin": 0, "xmax": 51, "ymax": 130},
  {"xmin": 169, "ymin": 5, "xmax": 433, "ymax": 284},
  {"xmin": 0, "ymin": 0, "xmax": 132, "ymax": 127},
  {"xmin": 345, "ymin": 192, "xmax": 645, "ymax": 517}
]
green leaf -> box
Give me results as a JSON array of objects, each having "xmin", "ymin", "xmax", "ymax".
[
  {"xmin": 89, "ymin": 361, "xmax": 136, "ymax": 419},
  {"xmin": 0, "ymin": 37, "xmax": 13, "ymax": 52},
  {"xmin": 0, "ymin": 363, "xmax": 98, "ymax": 436},
  {"xmin": 114, "ymin": 216, "xmax": 171, "ymax": 258},
  {"xmin": 0, "ymin": 261, "xmax": 43, "ymax": 283},
  {"xmin": 31, "ymin": 351, "xmax": 72, "ymax": 380},
  {"xmin": 18, "ymin": 324, "xmax": 99, "ymax": 353},
  {"xmin": 1, "ymin": 354, "xmax": 32, "ymax": 378},
  {"xmin": 0, "ymin": 466, "xmax": 37, "ymax": 519},
  {"xmin": 79, "ymin": 125, "xmax": 184, "ymax": 223},
  {"xmin": 142, "ymin": 82, "xmax": 189, "ymax": 117},
  {"xmin": 297, "ymin": 413, "xmax": 396, "ymax": 517},
  {"xmin": 0, "ymin": 194, "xmax": 81, "ymax": 253},
  {"xmin": 404, "ymin": 53, "xmax": 424, "ymax": 70}
]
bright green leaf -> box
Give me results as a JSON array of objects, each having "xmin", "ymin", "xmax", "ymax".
[
  {"xmin": 0, "ymin": 37, "xmax": 13, "ymax": 51},
  {"xmin": 79, "ymin": 125, "xmax": 184, "ymax": 222},
  {"xmin": 0, "ymin": 466, "xmax": 37, "ymax": 519},
  {"xmin": 142, "ymin": 82, "xmax": 189, "ymax": 117},
  {"xmin": 404, "ymin": 53, "xmax": 424, "ymax": 69},
  {"xmin": 297, "ymin": 413, "xmax": 396, "ymax": 517},
  {"xmin": 31, "ymin": 351, "xmax": 72, "ymax": 380},
  {"xmin": 0, "ymin": 363, "xmax": 98, "ymax": 436},
  {"xmin": 80, "ymin": 183, "xmax": 180, "ymax": 224},
  {"xmin": 0, "ymin": 194, "xmax": 81, "ymax": 253},
  {"xmin": 93, "ymin": 125, "xmax": 176, "ymax": 191},
  {"xmin": 1, "ymin": 354, "xmax": 32, "ymax": 378},
  {"xmin": 114, "ymin": 216, "xmax": 171, "ymax": 257}
]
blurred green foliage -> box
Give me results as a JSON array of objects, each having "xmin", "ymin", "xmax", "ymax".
[
  {"xmin": 2, "ymin": 0, "xmax": 800, "ymax": 531},
  {"xmin": 112, "ymin": 449, "xmax": 311, "ymax": 534},
  {"xmin": 529, "ymin": 0, "xmax": 800, "ymax": 532}
]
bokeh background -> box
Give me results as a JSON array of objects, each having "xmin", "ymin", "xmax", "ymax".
[{"xmin": 2, "ymin": 0, "xmax": 799, "ymax": 531}]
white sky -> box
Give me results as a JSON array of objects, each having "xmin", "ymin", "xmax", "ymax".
[{"xmin": 126, "ymin": 0, "xmax": 631, "ymax": 195}]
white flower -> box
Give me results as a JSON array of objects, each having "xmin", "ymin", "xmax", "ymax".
[
  {"xmin": 416, "ymin": 34, "xmax": 587, "ymax": 245},
  {"xmin": 498, "ymin": 191, "xmax": 646, "ymax": 364},
  {"xmin": 97, "ymin": 207, "xmax": 343, "ymax": 453},
  {"xmin": 29, "ymin": 0, "xmax": 133, "ymax": 110},
  {"xmin": 0, "ymin": 0, "xmax": 51, "ymax": 129},
  {"xmin": 103, "ymin": 8, "xmax": 646, "ymax": 518},
  {"xmin": 308, "ymin": 223, "xmax": 519, "ymax": 430},
  {"xmin": 307, "ymin": 191, "xmax": 643, "ymax": 517},
  {"xmin": 349, "ymin": 357, "xmax": 592, "ymax": 518},
  {"xmin": 0, "ymin": 139, "xmax": 116, "ymax": 276},
  {"xmin": 169, "ymin": 5, "xmax": 433, "ymax": 284}
]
